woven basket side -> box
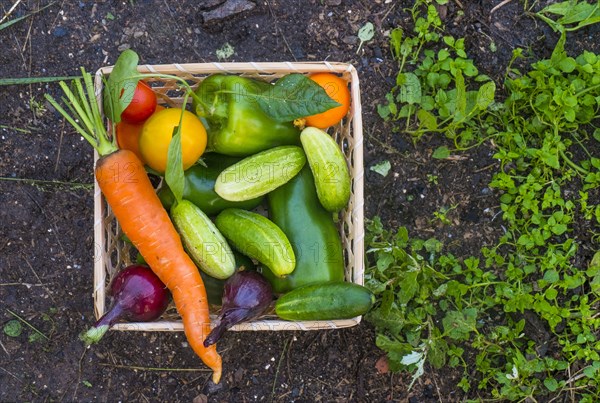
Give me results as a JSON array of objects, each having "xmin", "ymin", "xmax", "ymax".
[{"xmin": 348, "ymin": 66, "xmax": 364, "ymax": 286}]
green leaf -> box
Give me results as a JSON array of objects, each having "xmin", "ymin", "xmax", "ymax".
[
  {"xmin": 358, "ymin": 21, "xmax": 375, "ymax": 42},
  {"xmin": 417, "ymin": 109, "xmax": 438, "ymax": 130},
  {"xmin": 103, "ymin": 49, "xmax": 140, "ymax": 123},
  {"xmin": 390, "ymin": 28, "xmax": 403, "ymax": 59},
  {"xmin": 397, "ymin": 271, "xmax": 419, "ymax": 305},
  {"xmin": 376, "ymin": 252, "xmax": 394, "ymax": 272},
  {"xmin": 377, "ymin": 103, "xmax": 391, "ymax": 119},
  {"xmin": 455, "ymin": 70, "xmax": 467, "ymax": 117},
  {"xmin": 432, "ymin": 146, "xmax": 450, "ymax": 159},
  {"xmin": 545, "ymin": 288, "xmax": 558, "ymax": 300},
  {"xmin": 564, "ymin": 108, "xmax": 576, "ymax": 122},
  {"xmin": 3, "ymin": 320, "xmax": 23, "ymax": 337},
  {"xmin": 370, "ymin": 160, "xmax": 391, "ymax": 177},
  {"xmin": 0, "ymin": 76, "xmax": 81, "ymax": 86},
  {"xmin": 551, "ymin": 223, "xmax": 567, "ymax": 235},
  {"xmin": 0, "ymin": 3, "xmax": 54, "ymax": 32},
  {"xmin": 544, "ymin": 378, "xmax": 559, "ymax": 392},
  {"xmin": 369, "ymin": 310, "xmax": 405, "ymax": 337},
  {"xmin": 438, "ymin": 48, "xmax": 451, "ymax": 61},
  {"xmin": 550, "ymin": 32, "xmax": 567, "ymax": 64},
  {"xmin": 583, "ymin": 365, "xmax": 598, "ymax": 378},
  {"xmin": 476, "ymin": 81, "xmax": 496, "ymax": 110},
  {"xmin": 256, "ymin": 74, "xmax": 341, "ymax": 122},
  {"xmin": 543, "ymin": 269, "xmax": 560, "ymax": 283},
  {"xmin": 165, "ymin": 110, "xmax": 186, "ymax": 204},
  {"xmin": 558, "ymin": 57, "xmax": 577, "ymax": 72},
  {"xmin": 591, "ymin": 251, "xmax": 600, "ymax": 270},
  {"xmin": 540, "ymin": 152, "xmax": 560, "ymax": 169},
  {"xmin": 559, "ymin": 2, "xmax": 599, "ymax": 25},
  {"xmin": 398, "ymin": 73, "xmax": 422, "ymax": 105},
  {"xmin": 540, "ymin": 1, "xmax": 571, "ymax": 16},
  {"xmin": 428, "ymin": 337, "xmax": 448, "ymax": 368},
  {"xmin": 442, "ymin": 308, "xmax": 477, "ymax": 341},
  {"xmin": 28, "ymin": 332, "xmax": 44, "ymax": 343}
]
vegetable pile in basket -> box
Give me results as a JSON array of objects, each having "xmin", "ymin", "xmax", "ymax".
[{"xmin": 45, "ymin": 50, "xmax": 373, "ymax": 383}]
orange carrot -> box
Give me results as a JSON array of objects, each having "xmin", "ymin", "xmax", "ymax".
[
  {"xmin": 45, "ymin": 68, "xmax": 222, "ymax": 383},
  {"xmin": 96, "ymin": 149, "xmax": 222, "ymax": 383}
]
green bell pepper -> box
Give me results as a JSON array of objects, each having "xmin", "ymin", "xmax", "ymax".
[
  {"xmin": 158, "ymin": 153, "xmax": 264, "ymax": 216},
  {"xmin": 192, "ymin": 74, "xmax": 300, "ymax": 156},
  {"xmin": 263, "ymin": 165, "xmax": 345, "ymax": 293}
]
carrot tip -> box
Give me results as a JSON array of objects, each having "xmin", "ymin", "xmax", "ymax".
[{"xmin": 212, "ymin": 368, "xmax": 222, "ymax": 384}]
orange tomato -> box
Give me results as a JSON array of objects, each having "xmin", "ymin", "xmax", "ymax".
[
  {"xmin": 304, "ymin": 73, "xmax": 351, "ymax": 129},
  {"xmin": 116, "ymin": 105, "xmax": 165, "ymax": 161}
]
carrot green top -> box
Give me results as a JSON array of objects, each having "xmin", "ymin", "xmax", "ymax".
[{"xmin": 44, "ymin": 68, "xmax": 118, "ymax": 157}]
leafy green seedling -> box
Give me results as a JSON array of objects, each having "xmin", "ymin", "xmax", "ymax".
[
  {"xmin": 216, "ymin": 43, "xmax": 235, "ymax": 60},
  {"xmin": 536, "ymin": 0, "xmax": 600, "ymax": 32},
  {"xmin": 356, "ymin": 22, "xmax": 374, "ymax": 54},
  {"xmin": 371, "ymin": 1, "xmax": 600, "ymax": 400},
  {"xmin": 370, "ymin": 160, "xmax": 391, "ymax": 177},
  {"xmin": 3, "ymin": 320, "xmax": 23, "ymax": 337},
  {"xmin": 427, "ymin": 174, "xmax": 438, "ymax": 185}
]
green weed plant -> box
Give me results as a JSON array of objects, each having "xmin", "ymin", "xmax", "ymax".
[{"xmin": 368, "ymin": 0, "xmax": 600, "ymax": 400}]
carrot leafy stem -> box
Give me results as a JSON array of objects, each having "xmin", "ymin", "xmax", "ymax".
[{"xmin": 44, "ymin": 68, "xmax": 117, "ymax": 156}]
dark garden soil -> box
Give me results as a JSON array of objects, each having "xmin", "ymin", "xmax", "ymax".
[{"xmin": 1, "ymin": 1, "xmax": 599, "ymax": 402}]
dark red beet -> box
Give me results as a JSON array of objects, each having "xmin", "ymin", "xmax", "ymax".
[
  {"xmin": 204, "ymin": 271, "xmax": 273, "ymax": 347},
  {"xmin": 81, "ymin": 264, "xmax": 171, "ymax": 345}
]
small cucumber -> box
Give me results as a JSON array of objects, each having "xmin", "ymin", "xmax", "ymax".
[
  {"xmin": 214, "ymin": 145, "xmax": 306, "ymax": 201},
  {"xmin": 171, "ymin": 200, "xmax": 236, "ymax": 280},
  {"xmin": 300, "ymin": 127, "xmax": 351, "ymax": 212},
  {"xmin": 215, "ymin": 208, "xmax": 295, "ymax": 277},
  {"xmin": 275, "ymin": 282, "xmax": 374, "ymax": 321}
]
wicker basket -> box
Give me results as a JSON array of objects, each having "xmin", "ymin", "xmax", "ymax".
[{"xmin": 92, "ymin": 62, "xmax": 364, "ymax": 332}]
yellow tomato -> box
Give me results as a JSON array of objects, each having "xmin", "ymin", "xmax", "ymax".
[{"xmin": 139, "ymin": 108, "xmax": 207, "ymax": 173}]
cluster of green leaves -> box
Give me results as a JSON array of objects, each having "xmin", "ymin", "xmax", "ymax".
[
  {"xmin": 367, "ymin": 218, "xmax": 600, "ymax": 400},
  {"xmin": 377, "ymin": 1, "xmax": 496, "ymax": 151},
  {"xmin": 367, "ymin": 0, "xmax": 600, "ymax": 401},
  {"xmin": 478, "ymin": 30, "xmax": 600, "ymax": 399},
  {"xmin": 536, "ymin": 0, "xmax": 600, "ymax": 33}
]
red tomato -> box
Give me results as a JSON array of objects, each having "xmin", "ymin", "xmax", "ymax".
[
  {"xmin": 121, "ymin": 81, "xmax": 157, "ymax": 124},
  {"xmin": 116, "ymin": 105, "xmax": 165, "ymax": 161}
]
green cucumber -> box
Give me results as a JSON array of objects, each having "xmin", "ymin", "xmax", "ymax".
[
  {"xmin": 171, "ymin": 200, "xmax": 236, "ymax": 280},
  {"xmin": 275, "ymin": 282, "xmax": 375, "ymax": 321},
  {"xmin": 214, "ymin": 145, "xmax": 306, "ymax": 201},
  {"xmin": 215, "ymin": 208, "xmax": 295, "ymax": 277},
  {"xmin": 300, "ymin": 127, "xmax": 351, "ymax": 212}
]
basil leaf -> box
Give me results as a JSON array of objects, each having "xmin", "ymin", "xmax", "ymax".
[
  {"xmin": 165, "ymin": 109, "xmax": 186, "ymax": 204},
  {"xmin": 256, "ymin": 73, "xmax": 341, "ymax": 122},
  {"xmin": 165, "ymin": 128, "xmax": 184, "ymax": 204},
  {"xmin": 103, "ymin": 49, "xmax": 140, "ymax": 123}
]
